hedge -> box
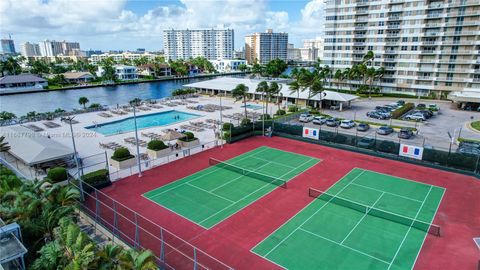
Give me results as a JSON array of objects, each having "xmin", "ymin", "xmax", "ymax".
[
  {"xmin": 222, "ymin": 122, "xmax": 233, "ymax": 131},
  {"xmin": 81, "ymin": 169, "xmax": 111, "ymax": 191},
  {"xmin": 276, "ymin": 109, "xmax": 286, "ymax": 115},
  {"xmin": 288, "ymin": 106, "xmax": 299, "ymax": 112},
  {"xmin": 179, "ymin": 132, "xmax": 196, "ymax": 142},
  {"xmin": 111, "ymin": 148, "xmax": 134, "ymax": 162},
  {"xmin": 391, "ymin": 103, "xmax": 414, "ymax": 119},
  {"xmin": 147, "ymin": 140, "xmax": 168, "ymax": 151},
  {"xmin": 47, "ymin": 167, "xmax": 68, "ymax": 183},
  {"xmin": 241, "ymin": 118, "xmax": 252, "ymax": 126}
]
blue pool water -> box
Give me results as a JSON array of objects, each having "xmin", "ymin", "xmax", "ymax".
[
  {"xmin": 85, "ymin": 110, "xmax": 201, "ymax": 136},
  {"xmin": 242, "ymin": 104, "xmax": 263, "ymax": 110}
]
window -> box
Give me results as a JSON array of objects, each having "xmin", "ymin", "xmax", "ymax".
[
  {"xmin": 401, "ymin": 46, "xmax": 408, "ymax": 50},
  {"xmin": 402, "ymin": 37, "xmax": 408, "ymax": 42},
  {"xmin": 411, "ymin": 46, "xmax": 418, "ymax": 51},
  {"xmin": 412, "ymin": 37, "xmax": 418, "ymax": 42}
]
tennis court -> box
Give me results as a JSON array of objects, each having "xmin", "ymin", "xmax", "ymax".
[
  {"xmin": 143, "ymin": 146, "xmax": 320, "ymax": 229},
  {"xmin": 253, "ymin": 168, "xmax": 445, "ymax": 270}
]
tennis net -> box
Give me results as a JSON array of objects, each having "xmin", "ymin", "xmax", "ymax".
[
  {"xmin": 308, "ymin": 188, "xmax": 441, "ymax": 236},
  {"xmin": 209, "ymin": 158, "xmax": 287, "ymax": 188}
]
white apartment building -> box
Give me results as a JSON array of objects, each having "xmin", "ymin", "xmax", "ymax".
[
  {"xmin": 38, "ymin": 40, "xmax": 81, "ymax": 57},
  {"xmin": 163, "ymin": 28, "xmax": 234, "ymax": 61},
  {"xmin": 21, "ymin": 42, "xmax": 41, "ymax": 57},
  {"xmin": 245, "ymin": 29, "xmax": 288, "ymax": 65},
  {"xmin": 209, "ymin": 59, "xmax": 247, "ymax": 72},
  {"xmin": 302, "ymin": 38, "xmax": 324, "ymax": 62},
  {"xmin": 323, "ymin": 0, "xmax": 480, "ymax": 97},
  {"xmin": 89, "ymin": 52, "xmax": 157, "ymax": 65},
  {"xmin": 96, "ymin": 65, "xmax": 138, "ymax": 80},
  {"xmin": 287, "ymin": 44, "xmax": 302, "ymax": 61}
]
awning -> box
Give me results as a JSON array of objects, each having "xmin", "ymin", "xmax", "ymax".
[
  {"xmin": 448, "ymin": 91, "xmax": 480, "ymax": 103},
  {"xmin": 0, "ymin": 126, "xmax": 74, "ymax": 165}
]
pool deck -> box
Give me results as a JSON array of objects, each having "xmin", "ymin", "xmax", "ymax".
[{"xmin": 3, "ymin": 95, "xmax": 270, "ymax": 177}]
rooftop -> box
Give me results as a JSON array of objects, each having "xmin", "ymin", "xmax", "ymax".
[{"xmin": 0, "ymin": 74, "xmax": 46, "ymax": 84}]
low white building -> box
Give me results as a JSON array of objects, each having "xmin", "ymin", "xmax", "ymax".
[
  {"xmin": 0, "ymin": 74, "xmax": 48, "ymax": 94},
  {"xmin": 96, "ymin": 65, "xmax": 138, "ymax": 80},
  {"xmin": 209, "ymin": 59, "xmax": 247, "ymax": 72},
  {"xmin": 89, "ymin": 52, "xmax": 157, "ymax": 65}
]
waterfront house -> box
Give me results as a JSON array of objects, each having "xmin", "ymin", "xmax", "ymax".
[
  {"xmin": 0, "ymin": 74, "xmax": 47, "ymax": 94},
  {"xmin": 96, "ymin": 65, "xmax": 138, "ymax": 80},
  {"xmin": 210, "ymin": 59, "xmax": 247, "ymax": 72},
  {"xmin": 62, "ymin": 72, "xmax": 94, "ymax": 83},
  {"xmin": 138, "ymin": 64, "xmax": 172, "ymax": 78}
]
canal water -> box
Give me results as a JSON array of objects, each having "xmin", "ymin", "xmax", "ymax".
[{"xmin": 0, "ymin": 76, "xmax": 226, "ymax": 116}]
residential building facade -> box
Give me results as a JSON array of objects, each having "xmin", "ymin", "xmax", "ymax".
[
  {"xmin": 1, "ymin": 39, "xmax": 16, "ymax": 54},
  {"xmin": 209, "ymin": 59, "xmax": 247, "ymax": 72},
  {"xmin": 245, "ymin": 29, "xmax": 288, "ymax": 65},
  {"xmin": 323, "ymin": 0, "xmax": 480, "ymax": 97},
  {"xmin": 287, "ymin": 44, "xmax": 302, "ymax": 61},
  {"xmin": 301, "ymin": 38, "xmax": 324, "ymax": 62},
  {"xmin": 21, "ymin": 42, "xmax": 41, "ymax": 57},
  {"xmin": 38, "ymin": 40, "xmax": 81, "ymax": 57},
  {"xmin": 163, "ymin": 28, "xmax": 234, "ymax": 61},
  {"xmin": 0, "ymin": 74, "xmax": 47, "ymax": 93},
  {"xmin": 97, "ymin": 65, "xmax": 138, "ymax": 80},
  {"xmin": 89, "ymin": 52, "xmax": 157, "ymax": 65}
]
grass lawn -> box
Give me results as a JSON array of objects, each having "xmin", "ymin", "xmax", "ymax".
[{"xmin": 471, "ymin": 121, "xmax": 480, "ymax": 132}]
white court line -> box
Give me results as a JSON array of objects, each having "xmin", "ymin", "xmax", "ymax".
[
  {"xmin": 186, "ymin": 183, "xmax": 236, "ymax": 203},
  {"xmin": 358, "ymin": 168, "xmax": 447, "ymax": 191},
  {"xmin": 340, "ymin": 192, "xmax": 385, "ymax": 245},
  {"xmin": 262, "ymin": 170, "xmax": 366, "ymax": 257},
  {"xmin": 299, "ymin": 228, "xmax": 390, "ymax": 265},
  {"xmin": 146, "ymin": 147, "xmax": 270, "ymax": 200},
  {"xmin": 387, "ymin": 186, "xmax": 433, "ymax": 270},
  {"xmin": 197, "ymin": 158, "xmax": 318, "ymax": 226},
  {"xmin": 250, "ymin": 168, "xmax": 362, "ymax": 253},
  {"xmin": 209, "ymin": 161, "xmax": 273, "ymax": 192},
  {"xmin": 350, "ymin": 182, "xmax": 423, "ymax": 203},
  {"xmin": 248, "ymin": 155, "xmax": 296, "ymax": 170}
]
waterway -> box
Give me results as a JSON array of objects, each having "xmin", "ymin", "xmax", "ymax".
[{"xmin": 0, "ymin": 76, "xmax": 223, "ymax": 116}]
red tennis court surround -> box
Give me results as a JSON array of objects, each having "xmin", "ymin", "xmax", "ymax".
[{"xmin": 98, "ymin": 136, "xmax": 480, "ymax": 270}]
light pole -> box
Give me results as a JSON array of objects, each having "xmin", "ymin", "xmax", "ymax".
[
  {"xmin": 219, "ymin": 93, "xmax": 224, "ymax": 148},
  {"xmin": 132, "ymin": 105, "xmax": 142, "ymax": 177},
  {"xmin": 66, "ymin": 116, "xmax": 84, "ymax": 201},
  {"xmin": 262, "ymin": 92, "xmax": 265, "ymax": 136}
]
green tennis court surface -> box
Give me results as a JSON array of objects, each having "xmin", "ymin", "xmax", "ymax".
[
  {"xmin": 143, "ymin": 146, "xmax": 320, "ymax": 229},
  {"xmin": 253, "ymin": 168, "xmax": 445, "ymax": 270}
]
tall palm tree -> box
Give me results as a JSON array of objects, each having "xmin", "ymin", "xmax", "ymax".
[
  {"xmin": 0, "ymin": 136, "xmax": 10, "ymax": 152},
  {"xmin": 299, "ymin": 69, "xmax": 316, "ymax": 108},
  {"xmin": 310, "ymin": 79, "xmax": 324, "ymax": 109},
  {"xmin": 78, "ymin": 96, "xmax": 89, "ymax": 109},
  {"xmin": 256, "ymin": 81, "xmax": 269, "ymax": 115},
  {"xmin": 269, "ymin": 82, "xmax": 283, "ymax": 110},
  {"xmin": 232, "ymin": 84, "xmax": 250, "ymax": 120},
  {"xmin": 363, "ymin": 50, "xmax": 375, "ymax": 65},
  {"xmin": 333, "ymin": 69, "xmax": 345, "ymax": 92},
  {"xmin": 288, "ymin": 80, "xmax": 301, "ymax": 108}
]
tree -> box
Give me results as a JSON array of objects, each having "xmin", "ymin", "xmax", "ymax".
[
  {"xmin": 238, "ymin": 63, "xmax": 248, "ymax": 72},
  {"xmin": 288, "ymin": 80, "xmax": 301, "ymax": 107},
  {"xmin": 99, "ymin": 57, "xmax": 117, "ymax": 81},
  {"xmin": 363, "ymin": 50, "xmax": 375, "ymax": 65},
  {"xmin": 269, "ymin": 82, "xmax": 283, "ymax": 110},
  {"xmin": 169, "ymin": 59, "xmax": 189, "ymax": 76},
  {"xmin": 29, "ymin": 60, "xmax": 50, "ymax": 75},
  {"xmin": 1, "ymin": 57, "xmax": 22, "ymax": 75},
  {"xmin": 334, "ymin": 69, "xmax": 345, "ymax": 92},
  {"xmin": 129, "ymin": 98, "xmax": 142, "ymax": 106},
  {"xmin": 0, "ymin": 111, "xmax": 16, "ymax": 120},
  {"xmin": 265, "ymin": 58, "xmax": 288, "ymax": 77},
  {"xmin": 78, "ymin": 97, "xmax": 89, "ymax": 109},
  {"xmin": 231, "ymin": 84, "xmax": 250, "ymax": 120},
  {"xmin": 256, "ymin": 81, "xmax": 269, "ymax": 115},
  {"xmin": 0, "ymin": 136, "xmax": 10, "ymax": 152},
  {"xmin": 119, "ymin": 249, "xmax": 157, "ymax": 270},
  {"xmin": 298, "ymin": 69, "xmax": 316, "ymax": 108},
  {"xmin": 250, "ymin": 62, "xmax": 264, "ymax": 78}
]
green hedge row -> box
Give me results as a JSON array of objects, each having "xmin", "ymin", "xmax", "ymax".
[{"xmin": 391, "ymin": 103, "xmax": 414, "ymax": 119}]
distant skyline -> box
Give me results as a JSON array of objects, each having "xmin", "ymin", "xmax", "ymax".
[{"xmin": 0, "ymin": 0, "xmax": 326, "ymax": 51}]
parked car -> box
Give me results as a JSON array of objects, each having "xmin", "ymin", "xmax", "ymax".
[
  {"xmin": 357, "ymin": 123, "xmax": 370, "ymax": 132},
  {"xmin": 367, "ymin": 111, "xmax": 389, "ymax": 120},
  {"xmin": 417, "ymin": 103, "xmax": 426, "ymax": 109},
  {"xmin": 457, "ymin": 147, "xmax": 480, "ymax": 156},
  {"xmin": 398, "ymin": 128, "xmax": 414, "ymax": 139},
  {"xmin": 312, "ymin": 116, "xmax": 327, "ymax": 125},
  {"xmin": 357, "ymin": 137, "xmax": 376, "ymax": 149},
  {"xmin": 405, "ymin": 113, "xmax": 426, "ymax": 121},
  {"xmin": 428, "ymin": 104, "xmax": 439, "ymax": 111},
  {"xmin": 377, "ymin": 126, "xmax": 394, "ymax": 135},
  {"xmin": 299, "ymin": 114, "xmax": 314, "ymax": 123},
  {"xmin": 340, "ymin": 120, "xmax": 356, "ymax": 129},
  {"xmin": 397, "ymin": 100, "xmax": 405, "ymax": 106},
  {"xmin": 325, "ymin": 118, "xmax": 340, "ymax": 127}
]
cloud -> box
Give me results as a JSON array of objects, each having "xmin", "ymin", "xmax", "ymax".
[{"xmin": 0, "ymin": 0, "xmax": 324, "ymax": 50}]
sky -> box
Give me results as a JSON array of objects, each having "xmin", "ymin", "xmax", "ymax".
[{"xmin": 0, "ymin": 0, "xmax": 326, "ymax": 52}]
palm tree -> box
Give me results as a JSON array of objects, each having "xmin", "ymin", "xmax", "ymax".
[
  {"xmin": 256, "ymin": 81, "xmax": 269, "ymax": 115},
  {"xmin": 96, "ymin": 244, "xmax": 124, "ymax": 270},
  {"xmin": 298, "ymin": 69, "xmax": 316, "ymax": 108},
  {"xmin": 232, "ymin": 84, "xmax": 250, "ymax": 120},
  {"xmin": 78, "ymin": 97, "xmax": 89, "ymax": 109},
  {"xmin": 0, "ymin": 136, "xmax": 10, "ymax": 152},
  {"xmin": 120, "ymin": 249, "xmax": 157, "ymax": 270},
  {"xmin": 333, "ymin": 69, "xmax": 345, "ymax": 92},
  {"xmin": 269, "ymin": 82, "xmax": 283, "ymax": 110},
  {"xmin": 363, "ymin": 50, "xmax": 375, "ymax": 65},
  {"xmin": 288, "ymin": 80, "xmax": 301, "ymax": 108}
]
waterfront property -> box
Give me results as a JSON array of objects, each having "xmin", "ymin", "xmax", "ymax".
[
  {"xmin": 209, "ymin": 59, "xmax": 247, "ymax": 72},
  {"xmin": 96, "ymin": 65, "xmax": 138, "ymax": 80},
  {"xmin": 62, "ymin": 72, "xmax": 94, "ymax": 83},
  {"xmin": 185, "ymin": 77, "xmax": 360, "ymax": 111},
  {"xmin": 85, "ymin": 110, "xmax": 202, "ymax": 136},
  {"xmin": 0, "ymin": 74, "xmax": 47, "ymax": 94}
]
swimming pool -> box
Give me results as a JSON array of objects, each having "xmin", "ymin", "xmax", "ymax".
[
  {"xmin": 242, "ymin": 104, "xmax": 263, "ymax": 110},
  {"xmin": 85, "ymin": 110, "xmax": 202, "ymax": 136}
]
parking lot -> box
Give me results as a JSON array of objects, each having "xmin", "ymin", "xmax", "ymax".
[{"xmin": 289, "ymin": 98, "xmax": 480, "ymax": 151}]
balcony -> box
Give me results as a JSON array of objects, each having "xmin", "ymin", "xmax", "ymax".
[
  {"xmin": 425, "ymin": 32, "xmax": 440, "ymax": 37},
  {"xmin": 385, "ymin": 50, "xmax": 398, "ymax": 54},
  {"xmin": 425, "ymin": 23, "xmax": 442, "ymax": 28},
  {"xmin": 421, "ymin": 50, "xmax": 437, "ymax": 54},
  {"xmin": 426, "ymin": 13, "xmax": 442, "ymax": 18},
  {"xmin": 388, "ymin": 15, "xmax": 401, "ymax": 21},
  {"xmin": 353, "ymin": 42, "xmax": 365, "ymax": 46},
  {"xmin": 440, "ymin": 50, "xmax": 472, "ymax": 55},
  {"xmin": 355, "ymin": 26, "xmax": 367, "ymax": 30},
  {"xmin": 447, "ymin": 11, "xmax": 477, "ymax": 17},
  {"xmin": 386, "ymin": 33, "xmax": 399, "ymax": 37},
  {"xmin": 354, "ymin": 34, "xmax": 367, "ymax": 38},
  {"xmin": 387, "ymin": 24, "xmax": 401, "ymax": 29},
  {"xmin": 422, "ymin": 41, "xmax": 440, "ymax": 45},
  {"xmin": 355, "ymin": 0, "xmax": 369, "ymax": 6},
  {"xmin": 417, "ymin": 76, "xmax": 433, "ymax": 80},
  {"xmin": 427, "ymin": 3, "xmax": 443, "ymax": 9},
  {"xmin": 385, "ymin": 41, "xmax": 400, "ymax": 45},
  {"xmin": 356, "ymin": 9, "xmax": 369, "ymax": 15},
  {"xmin": 443, "ymin": 31, "xmax": 477, "ymax": 36},
  {"xmin": 384, "ymin": 58, "xmax": 397, "ymax": 62}
]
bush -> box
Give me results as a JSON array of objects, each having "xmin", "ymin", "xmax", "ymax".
[
  {"xmin": 288, "ymin": 106, "xmax": 298, "ymax": 112},
  {"xmin": 391, "ymin": 103, "xmax": 414, "ymax": 119},
  {"xmin": 222, "ymin": 122, "xmax": 233, "ymax": 131},
  {"xmin": 241, "ymin": 118, "xmax": 252, "ymax": 126},
  {"xmin": 276, "ymin": 109, "xmax": 286, "ymax": 115},
  {"xmin": 147, "ymin": 140, "xmax": 168, "ymax": 151},
  {"xmin": 179, "ymin": 132, "xmax": 196, "ymax": 142},
  {"xmin": 47, "ymin": 167, "xmax": 68, "ymax": 183},
  {"xmin": 81, "ymin": 169, "xmax": 110, "ymax": 186},
  {"xmin": 260, "ymin": 114, "xmax": 271, "ymax": 120},
  {"xmin": 172, "ymin": 88, "xmax": 196, "ymax": 96},
  {"xmin": 89, "ymin": 103, "xmax": 101, "ymax": 109},
  {"xmin": 111, "ymin": 148, "xmax": 134, "ymax": 161}
]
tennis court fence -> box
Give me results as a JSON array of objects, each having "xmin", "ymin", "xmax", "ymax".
[
  {"xmin": 209, "ymin": 158, "xmax": 287, "ymax": 188},
  {"xmin": 308, "ymin": 187, "xmax": 441, "ymax": 236},
  {"xmin": 69, "ymin": 179, "xmax": 234, "ymax": 270}
]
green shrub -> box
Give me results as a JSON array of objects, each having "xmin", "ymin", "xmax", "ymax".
[
  {"xmin": 377, "ymin": 141, "xmax": 399, "ymax": 154},
  {"xmin": 391, "ymin": 103, "xmax": 414, "ymax": 119},
  {"xmin": 47, "ymin": 167, "xmax": 68, "ymax": 183},
  {"xmin": 222, "ymin": 122, "xmax": 233, "ymax": 131},
  {"xmin": 172, "ymin": 88, "xmax": 196, "ymax": 96},
  {"xmin": 81, "ymin": 169, "xmax": 110, "ymax": 186},
  {"xmin": 179, "ymin": 132, "xmax": 196, "ymax": 142},
  {"xmin": 111, "ymin": 148, "xmax": 134, "ymax": 161},
  {"xmin": 276, "ymin": 109, "xmax": 286, "ymax": 115},
  {"xmin": 260, "ymin": 114, "xmax": 271, "ymax": 120},
  {"xmin": 241, "ymin": 118, "xmax": 252, "ymax": 126},
  {"xmin": 89, "ymin": 103, "xmax": 101, "ymax": 109},
  {"xmin": 147, "ymin": 140, "xmax": 168, "ymax": 151},
  {"xmin": 288, "ymin": 106, "xmax": 298, "ymax": 112}
]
